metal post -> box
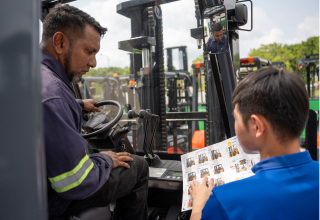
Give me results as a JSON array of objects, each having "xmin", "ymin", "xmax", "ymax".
[
  {"xmin": 306, "ymin": 110, "xmax": 318, "ymax": 161},
  {"xmin": 192, "ymin": 68, "xmax": 199, "ymax": 135},
  {"xmin": 0, "ymin": 0, "xmax": 47, "ymax": 219},
  {"xmin": 167, "ymin": 48, "xmax": 173, "ymax": 71},
  {"xmin": 306, "ymin": 64, "xmax": 311, "ymax": 97}
]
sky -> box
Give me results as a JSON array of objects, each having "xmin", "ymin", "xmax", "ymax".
[{"xmin": 41, "ymin": 0, "xmax": 319, "ymax": 71}]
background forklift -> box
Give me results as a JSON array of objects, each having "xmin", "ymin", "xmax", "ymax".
[
  {"xmin": 0, "ymin": 0, "xmax": 255, "ymax": 219},
  {"xmin": 165, "ymin": 46, "xmax": 194, "ymax": 154},
  {"xmin": 272, "ymin": 61, "xmax": 287, "ymax": 70},
  {"xmin": 80, "ymin": 75, "xmax": 133, "ymax": 114},
  {"xmin": 239, "ymin": 56, "xmax": 273, "ymax": 80},
  {"xmin": 297, "ymin": 55, "xmax": 319, "ymax": 160}
]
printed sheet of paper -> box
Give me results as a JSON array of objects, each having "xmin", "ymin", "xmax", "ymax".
[{"xmin": 180, "ymin": 136, "xmax": 260, "ymax": 212}]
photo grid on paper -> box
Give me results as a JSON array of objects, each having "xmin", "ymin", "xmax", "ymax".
[{"xmin": 181, "ymin": 136, "xmax": 260, "ymax": 211}]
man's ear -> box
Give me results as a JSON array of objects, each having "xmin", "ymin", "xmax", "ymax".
[
  {"xmin": 52, "ymin": 32, "xmax": 67, "ymax": 55},
  {"xmin": 250, "ymin": 114, "xmax": 266, "ymax": 139}
]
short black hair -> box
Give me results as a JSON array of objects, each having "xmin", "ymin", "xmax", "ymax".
[
  {"xmin": 232, "ymin": 68, "xmax": 309, "ymax": 142},
  {"xmin": 212, "ymin": 23, "xmax": 223, "ymax": 33},
  {"xmin": 42, "ymin": 4, "xmax": 107, "ymax": 43}
]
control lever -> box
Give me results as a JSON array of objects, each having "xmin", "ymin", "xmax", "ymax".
[
  {"xmin": 139, "ymin": 109, "xmax": 152, "ymax": 158},
  {"xmin": 128, "ymin": 110, "xmax": 139, "ymax": 119},
  {"xmin": 139, "ymin": 109, "xmax": 162, "ymax": 167},
  {"xmin": 145, "ymin": 109, "xmax": 159, "ymax": 156}
]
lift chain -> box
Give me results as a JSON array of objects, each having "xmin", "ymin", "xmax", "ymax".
[
  {"xmin": 203, "ymin": 51, "xmax": 209, "ymax": 147},
  {"xmin": 148, "ymin": 6, "xmax": 155, "ymax": 37},
  {"xmin": 155, "ymin": 7, "xmax": 168, "ymax": 149}
]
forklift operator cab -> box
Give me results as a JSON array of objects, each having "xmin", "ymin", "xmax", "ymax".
[
  {"xmin": 72, "ymin": 0, "xmax": 252, "ymax": 219},
  {"xmin": 0, "ymin": 0, "xmax": 254, "ymax": 219}
]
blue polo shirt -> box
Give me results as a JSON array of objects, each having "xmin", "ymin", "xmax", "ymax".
[
  {"xmin": 206, "ymin": 35, "xmax": 228, "ymax": 53},
  {"xmin": 201, "ymin": 151, "xmax": 319, "ymax": 220}
]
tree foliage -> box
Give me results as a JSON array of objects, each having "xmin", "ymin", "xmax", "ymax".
[
  {"xmin": 249, "ymin": 36, "xmax": 319, "ymax": 72},
  {"xmin": 86, "ymin": 36, "xmax": 318, "ymax": 81},
  {"xmin": 192, "ymin": 54, "xmax": 204, "ymax": 64},
  {"xmin": 86, "ymin": 66, "xmax": 130, "ymax": 77}
]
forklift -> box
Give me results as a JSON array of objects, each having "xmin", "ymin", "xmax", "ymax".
[
  {"xmin": 165, "ymin": 48, "xmax": 194, "ymax": 154},
  {"xmin": 272, "ymin": 61, "xmax": 287, "ymax": 70},
  {"xmin": 236, "ymin": 159, "xmax": 247, "ymax": 173},
  {"xmin": 214, "ymin": 178, "xmax": 225, "ymax": 186},
  {"xmin": 211, "ymin": 149, "xmax": 222, "ymax": 160},
  {"xmin": 187, "ymin": 199, "xmax": 193, "ymax": 208},
  {"xmin": 297, "ymin": 55, "xmax": 319, "ymax": 160},
  {"xmin": 188, "ymin": 172, "xmax": 197, "ymax": 182},
  {"xmin": 214, "ymin": 164, "xmax": 224, "ymax": 174},
  {"xmin": 81, "ymin": 75, "xmax": 133, "ymax": 105},
  {"xmin": 239, "ymin": 56, "xmax": 273, "ymax": 80},
  {"xmin": 297, "ymin": 55, "xmax": 319, "ymax": 99},
  {"xmin": 228, "ymin": 144, "xmax": 239, "ymax": 157},
  {"xmin": 0, "ymin": 0, "xmax": 254, "ymax": 219},
  {"xmin": 198, "ymin": 153, "xmax": 208, "ymax": 164},
  {"xmin": 200, "ymin": 168, "xmax": 210, "ymax": 178},
  {"xmin": 186, "ymin": 157, "xmax": 195, "ymax": 168},
  {"xmin": 80, "ymin": 75, "xmax": 134, "ymax": 117}
]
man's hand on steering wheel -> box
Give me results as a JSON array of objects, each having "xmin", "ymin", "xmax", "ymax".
[
  {"xmin": 101, "ymin": 151, "xmax": 133, "ymax": 169},
  {"xmin": 83, "ymin": 99, "xmax": 101, "ymax": 113}
]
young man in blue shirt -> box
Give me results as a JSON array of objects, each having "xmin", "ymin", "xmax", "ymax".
[{"xmin": 189, "ymin": 68, "xmax": 319, "ymax": 220}]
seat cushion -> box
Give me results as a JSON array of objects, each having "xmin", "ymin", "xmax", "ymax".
[{"xmin": 69, "ymin": 206, "xmax": 111, "ymax": 220}]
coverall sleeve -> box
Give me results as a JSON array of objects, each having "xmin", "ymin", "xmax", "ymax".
[
  {"xmin": 44, "ymin": 98, "xmax": 114, "ymax": 200},
  {"xmin": 206, "ymin": 38, "xmax": 212, "ymax": 53},
  {"xmin": 75, "ymin": 99, "xmax": 84, "ymax": 108}
]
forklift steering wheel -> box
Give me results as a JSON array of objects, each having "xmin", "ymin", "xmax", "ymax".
[{"xmin": 82, "ymin": 100, "xmax": 123, "ymax": 139}]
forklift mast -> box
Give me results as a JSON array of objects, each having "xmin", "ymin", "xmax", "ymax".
[
  {"xmin": 166, "ymin": 46, "xmax": 188, "ymax": 73},
  {"xmin": 297, "ymin": 54, "xmax": 319, "ymax": 98},
  {"xmin": 117, "ymin": 0, "xmax": 181, "ymax": 151},
  {"xmin": 195, "ymin": 0, "xmax": 252, "ymax": 143}
]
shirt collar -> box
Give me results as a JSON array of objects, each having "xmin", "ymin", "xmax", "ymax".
[
  {"xmin": 41, "ymin": 49, "xmax": 75, "ymax": 96},
  {"xmin": 252, "ymin": 151, "xmax": 313, "ymax": 174}
]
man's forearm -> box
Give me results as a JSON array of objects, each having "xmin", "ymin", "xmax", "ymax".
[
  {"xmin": 190, "ymin": 210, "xmax": 202, "ymax": 220},
  {"xmin": 190, "ymin": 201, "xmax": 206, "ymax": 220}
]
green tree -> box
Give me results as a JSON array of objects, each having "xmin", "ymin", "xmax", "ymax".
[
  {"xmin": 192, "ymin": 54, "xmax": 204, "ymax": 64},
  {"xmin": 249, "ymin": 36, "xmax": 319, "ymax": 84},
  {"xmin": 86, "ymin": 66, "xmax": 131, "ymax": 77},
  {"xmin": 249, "ymin": 36, "xmax": 319, "ymax": 72}
]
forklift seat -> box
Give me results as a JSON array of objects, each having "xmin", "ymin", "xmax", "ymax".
[{"xmin": 68, "ymin": 205, "xmax": 111, "ymax": 220}]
